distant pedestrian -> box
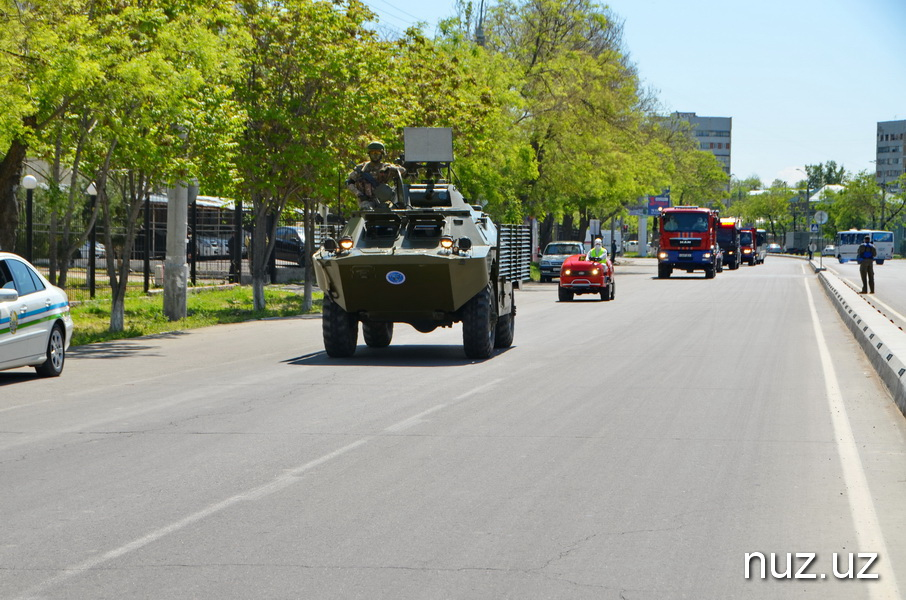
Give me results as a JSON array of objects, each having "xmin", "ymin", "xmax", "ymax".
[{"xmin": 857, "ymin": 234, "xmax": 876, "ymax": 294}]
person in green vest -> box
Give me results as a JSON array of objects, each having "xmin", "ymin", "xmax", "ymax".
[{"xmin": 586, "ymin": 238, "xmax": 607, "ymax": 261}]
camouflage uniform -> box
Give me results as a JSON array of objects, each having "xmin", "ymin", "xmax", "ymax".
[{"xmin": 347, "ymin": 143, "xmax": 406, "ymax": 210}]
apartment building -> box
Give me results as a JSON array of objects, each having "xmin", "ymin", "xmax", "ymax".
[
  {"xmin": 876, "ymin": 120, "xmax": 905, "ymax": 193},
  {"xmin": 672, "ymin": 112, "xmax": 732, "ymax": 176}
]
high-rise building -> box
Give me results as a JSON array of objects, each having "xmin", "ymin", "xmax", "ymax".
[
  {"xmin": 672, "ymin": 112, "xmax": 732, "ymax": 176},
  {"xmin": 876, "ymin": 120, "xmax": 905, "ymax": 193}
]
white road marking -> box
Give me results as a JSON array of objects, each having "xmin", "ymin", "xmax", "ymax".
[
  {"xmin": 804, "ymin": 279, "xmax": 901, "ymax": 599},
  {"xmin": 384, "ymin": 404, "xmax": 447, "ymax": 432}
]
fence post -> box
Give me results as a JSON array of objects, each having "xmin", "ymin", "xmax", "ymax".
[
  {"xmin": 230, "ymin": 200, "xmax": 242, "ymax": 283},
  {"xmin": 87, "ymin": 184, "xmax": 97, "ymax": 299},
  {"xmin": 143, "ymin": 191, "xmax": 151, "ymax": 294},
  {"xmin": 267, "ymin": 212, "xmax": 276, "ymax": 284}
]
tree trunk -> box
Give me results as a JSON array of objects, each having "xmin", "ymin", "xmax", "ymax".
[
  {"xmin": 250, "ymin": 197, "xmax": 271, "ymax": 311},
  {"xmin": 0, "ymin": 130, "xmax": 31, "ymax": 252}
]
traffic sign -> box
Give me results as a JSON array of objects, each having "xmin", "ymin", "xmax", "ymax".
[
  {"xmin": 814, "ymin": 210, "xmax": 829, "ymax": 225},
  {"xmin": 810, "ymin": 223, "xmax": 819, "ymax": 233}
]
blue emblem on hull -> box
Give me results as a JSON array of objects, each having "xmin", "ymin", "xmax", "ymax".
[{"xmin": 386, "ymin": 271, "xmax": 406, "ymax": 285}]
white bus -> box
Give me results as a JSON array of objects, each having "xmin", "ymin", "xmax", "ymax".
[{"xmin": 834, "ymin": 229, "xmax": 894, "ymax": 264}]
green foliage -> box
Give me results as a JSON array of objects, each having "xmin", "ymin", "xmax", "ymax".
[
  {"xmin": 70, "ymin": 286, "xmax": 319, "ymax": 346},
  {"xmin": 805, "ymin": 161, "xmax": 847, "ymax": 189}
]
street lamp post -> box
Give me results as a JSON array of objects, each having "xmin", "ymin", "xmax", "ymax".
[
  {"xmin": 22, "ymin": 175, "xmax": 37, "ymax": 261},
  {"xmin": 86, "ymin": 182, "xmax": 97, "ymax": 298}
]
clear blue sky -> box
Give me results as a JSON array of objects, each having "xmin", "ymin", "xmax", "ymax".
[{"xmin": 363, "ymin": 0, "xmax": 906, "ymax": 186}]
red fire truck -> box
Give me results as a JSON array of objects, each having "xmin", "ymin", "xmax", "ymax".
[
  {"xmin": 657, "ymin": 206, "xmax": 723, "ymax": 279},
  {"xmin": 717, "ymin": 217, "xmax": 742, "ymax": 270},
  {"xmin": 739, "ymin": 227, "xmax": 765, "ymax": 266}
]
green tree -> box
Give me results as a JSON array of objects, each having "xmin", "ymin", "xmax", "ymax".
[
  {"xmin": 68, "ymin": 0, "xmax": 242, "ymax": 331},
  {"xmin": 484, "ymin": 0, "xmax": 655, "ymax": 225},
  {"xmin": 231, "ymin": 0, "xmax": 383, "ymax": 310},
  {"xmin": 805, "ymin": 160, "xmax": 847, "ymax": 189},
  {"xmin": 0, "ymin": 0, "xmax": 102, "ymax": 251}
]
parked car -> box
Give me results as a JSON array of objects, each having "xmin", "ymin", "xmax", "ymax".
[
  {"xmin": 74, "ymin": 240, "xmax": 106, "ymax": 259},
  {"xmin": 557, "ymin": 250, "xmax": 615, "ymax": 301},
  {"xmin": 822, "ymin": 244, "xmax": 836, "ymax": 257},
  {"xmin": 274, "ymin": 226, "xmax": 306, "ymax": 266},
  {"xmin": 539, "ymin": 241, "xmax": 586, "ymax": 283},
  {"xmin": 194, "ymin": 236, "xmax": 226, "ymax": 258},
  {"xmin": 766, "ymin": 243, "xmax": 782, "ymax": 254},
  {"xmin": 0, "ymin": 252, "xmax": 74, "ymax": 377}
]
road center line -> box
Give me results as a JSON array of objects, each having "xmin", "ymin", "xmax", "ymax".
[{"xmin": 804, "ymin": 279, "xmax": 901, "ymax": 599}]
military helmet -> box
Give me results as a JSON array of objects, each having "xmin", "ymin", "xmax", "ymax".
[{"xmin": 367, "ymin": 141, "xmax": 385, "ymax": 152}]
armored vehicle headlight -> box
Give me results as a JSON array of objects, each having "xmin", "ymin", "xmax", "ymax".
[
  {"xmin": 440, "ymin": 236, "xmax": 455, "ymax": 249},
  {"xmin": 339, "ymin": 236, "xmax": 354, "ymax": 251},
  {"xmin": 458, "ymin": 237, "xmax": 472, "ymax": 251},
  {"xmin": 323, "ymin": 238, "xmax": 338, "ymax": 253}
]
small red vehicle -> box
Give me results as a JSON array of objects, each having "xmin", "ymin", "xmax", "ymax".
[{"xmin": 557, "ymin": 252, "xmax": 615, "ymax": 301}]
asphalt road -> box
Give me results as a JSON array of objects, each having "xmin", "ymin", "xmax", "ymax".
[{"xmin": 1, "ymin": 257, "xmax": 905, "ymax": 599}]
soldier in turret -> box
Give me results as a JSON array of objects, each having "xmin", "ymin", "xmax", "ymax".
[{"xmin": 346, "ymin": 141, "xmax": 406, "ymax": 210}]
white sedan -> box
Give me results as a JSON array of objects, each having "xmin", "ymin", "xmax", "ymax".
[{"xmin": 0, "ymin": 252, "xmax": 74, "ymax": 376}]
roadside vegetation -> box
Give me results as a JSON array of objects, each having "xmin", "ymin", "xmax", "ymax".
[{"xmin": 70, "ymin": 286, "xmax": 321, "ymax": 346}]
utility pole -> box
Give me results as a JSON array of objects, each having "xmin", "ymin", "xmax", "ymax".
[{"xmin": 164, "ymin": 181, "xmax": 188, "ymax": 321}]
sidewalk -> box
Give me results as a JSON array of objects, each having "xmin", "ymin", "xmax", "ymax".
[{"xmin": 809, "ymin": 257, "xmax": 906, "ymax": 419}]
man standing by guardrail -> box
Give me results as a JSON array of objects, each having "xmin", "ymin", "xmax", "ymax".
[{"xmin": 857, "ymin": 234, "xmax": 876, "ymax": 294}]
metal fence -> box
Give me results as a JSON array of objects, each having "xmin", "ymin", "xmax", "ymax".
[{"xmin": 13, "ymin": 201, "xmax": 338, "ymax": 303}]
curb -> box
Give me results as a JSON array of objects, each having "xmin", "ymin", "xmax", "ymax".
[{"xmin": 813, "ymin": 260, "xmax": 906, "ymax": 419}]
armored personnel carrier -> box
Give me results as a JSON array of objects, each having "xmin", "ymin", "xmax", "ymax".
[{"xmin": 313, "ymin": 128, "xmax": 530, "ymax": 359}]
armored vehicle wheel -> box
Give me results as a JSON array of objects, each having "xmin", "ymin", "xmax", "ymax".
[
  {"xmin": 557, "ymin": 286, "xmax": 574, "ymax": 302},
  {"xmin": 363, "ymin": 321, "xmax": 393, "ymax": 348},
  {"xmin": 658, "ymin": 265, "xmax": 671, "ymax": 279},
  {"xmin": 494, "ymin": 307, "xmax": 515, "ymax": 349},
  {"xmin": 462, "ymin": 285, "xmax": 496, "ymax": 359},
  {"xmin": 322, "ymin": 295, "xmax": 358, "ymax": 357}
]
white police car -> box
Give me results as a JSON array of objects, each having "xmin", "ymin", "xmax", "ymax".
[{"xmin": 0, "ymin": 252, "xmax": 74, "ymax": 376}]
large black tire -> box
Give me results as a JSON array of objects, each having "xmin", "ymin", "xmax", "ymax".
[
  {"xmin": 362, "ymin": 321, "xmax": 393, "ymax": 348},
  {"xmin": 705, "ymin": 265, "xmax": 716, "ymax": 279},
  {"xmin": 322, "ymin": 295, "xmax": 358, "ymax": 357},
  {"xmin": 494, "ymin": 308, "xmax": 515, "ymax": 348},
  {"xmin": 557, "ymin": 286, "xmax": 574, "ymax": 302},
  {"xmin": 35, "ymin": 323, "xmax": 66, "ymax": 377},
  {"xmin": 658, "ymin": 264, "xmax": 671, "ymax": 279},
  {"xmin": 462, "ymin": 285, "xmax": 496, "ymax": 359}
]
